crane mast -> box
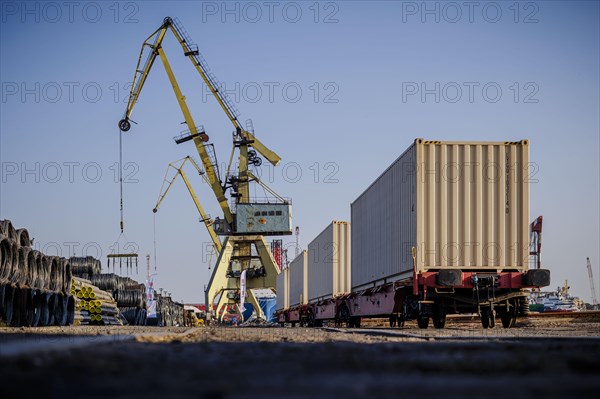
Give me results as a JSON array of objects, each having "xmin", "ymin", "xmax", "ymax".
[{"xmin": 118, "ymin": 17, "xmax": 291, "ymax": 322}]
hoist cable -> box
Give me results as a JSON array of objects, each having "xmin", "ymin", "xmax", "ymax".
[
  {"xmin": 119, "ymin": 128, "xmax": 124, "ymax": 233},
  {"xmin": 153, "ymin": 213, "xmax": 158, "ymax": 271}
]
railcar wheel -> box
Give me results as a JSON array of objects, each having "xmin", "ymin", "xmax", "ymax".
[
  {"xmin": 396, "ymin": 314, "xmax": 406, "ymax": 328},
  {"xmin": 349, "ymin": 317, "xmax": 361, "ymax": 328},
  {"xmin": 307, "ymin": 312, "xmax": 315, "ymax": 327},
  {"xmin": 500, "ymin": 311, "xmax": 513, "ymax": 328},
  {"xmin": 338, "ymin": 304, "xmax": 351, "ymax": 327},
  {"xmin": 432, "ymin": 302, "xmax": 446, "ymax": 329},
  {"xmin": 500, "ymin": 299, "xmax": 518, "ymax": 328},
  {"xmin": 417, "ymin": 316, "xmax": 429, "ymax": 329},
  {"xmin": 481, "ymin": 308, "xmax": 495, "ymax": 329}
]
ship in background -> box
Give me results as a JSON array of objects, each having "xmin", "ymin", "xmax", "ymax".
[{"xmin": 529, "ymin": 280, "xmax": 586, "ymax": 312}]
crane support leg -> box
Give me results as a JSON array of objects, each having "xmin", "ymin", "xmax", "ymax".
[
  {"xmin": 215, "ymin": 290, "xmax": 228, "ymax": 322},
  {"xmin": 247, "ymin": 288, "xmax": 266, "ymax": 320},
  {"xmin": 205, "ymin": 235, "xmax": 279, "ymax": 323}
]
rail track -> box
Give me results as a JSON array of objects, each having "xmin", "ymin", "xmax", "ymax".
[
  {"xmin": 446, "ymin": 310, "xmax": 600, "ymax": 320},
  {"xmin": 524, "ymin": 310, "xmax": 600, "ymax": 318}
]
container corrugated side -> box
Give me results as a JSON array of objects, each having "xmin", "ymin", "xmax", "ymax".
[
  {"xmin": 307, "ymin": 221, "xmax": 351, "ymax": 302},
  {"xmin": 351, "ymin": 144, "xmax": 416, "ymax": 290},
  {"xmin": 288, "ymin": 250, "xmax": 307, "ymax": 306},
  {"xmin": 276, "ymin": 267, "xmax": 289, "ymax": 311},
  {"xmin": 352, "ymin": 139, "xmax": 530, "ymax": 291}
]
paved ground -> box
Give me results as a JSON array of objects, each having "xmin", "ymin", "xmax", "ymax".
[{"xmin": 0, "ymin": 315, "xmax": 598, "ymax": 398}]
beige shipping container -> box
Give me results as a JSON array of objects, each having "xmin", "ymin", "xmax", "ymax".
[
  {"xmin": 288, "ymin": 250, "xmax": 308, "ymax": 307},
  {"xmin": 307, "ymin": 221, "xmax": 352, "ymax": 302},
  {"xmin": 276, "ymin": 267, "xmax": 289, "ymax": 311},
  {"xmin": 351, "ymin": 139, "xmax": 530, "ymax": 290}
]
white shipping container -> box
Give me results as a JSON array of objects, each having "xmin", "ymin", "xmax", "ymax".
[
  {"xmin": 288, "ymin": 250, "xmax": 308, "ymax": 307},
  {"xmin": 276, "ymin": 267, "xmax": 289, "ymax": 311},
  {"xmin": 351, "ymin": 139, "xmax": 530, "ymax": 290},
  {"xmin": 307, "ymin": 221, "xmax": 351, "ymax": 302}
]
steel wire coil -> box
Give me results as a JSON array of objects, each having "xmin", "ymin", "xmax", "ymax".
[
  {"xmin": 9, "ymin": 285, "xmax": 23, "ymax": 326},
  {"xmin": 18, "ymin": 287, "xmax": 36, "ymax": 327},
  {"xmin": 113, "ymin": 289, "xmax": 144, "ymax": 308},
  {"xmin": 30, "ymin": 250, "xmax": 43, "ymax": 289},
  {"xmin": 16, "ymin": 228, "xmax": 31, "ymax": 247},
  {"xmin": 37, "ymin": 290, "xmax": 50, "ymax": 327},
  {"xmin": 0, "ymin": 236, "xmax": 13, "ymax": 283},
  {"xmin": 0, "ymin": 220, "xmax": 17, "ymax": 242},
  {"xmin": 38, "ymin": 254, "xmax": 50, "ymax": 290},
  {"xmin": 91, "ymin": 273, "xmax": 120, "ymax": 291},
  {"xmin": 69, "ymin": 256, "xmax": 101, "ymax": 278},
  {"xmin": 120, "ymin": 306, "xmax": 146, "ymax": 325},
  {"xmin": 26, "ymin": 249, "xmax": 37, "ymax": 288},
  {"xmin": 0, "ymin": 245, "xmax": 151, "ymax": 327},
  {"xmin": 152, "ymin": 294, "xmax": 185, "ymax": 326},
  {"xmin": 46, "ymin": 292, "xmax": 58, "ymax": 326},
  {"xmin": 9, "ymin": 242, "xmax": 20, "ymax": 286},
  {"xmin": 48, "ymin": 257, "xmax": 63, "ymax": 292},
  {"xmin": 0, "ymin": 284, "xmax": 15, "ymax": 325},
  {"xmin": 17, "ymin": 247, "xmax": 30, "ymax": 287},
  {"xmin": 62, "ymin": 258, "xmax": 72, "ymax": 294},
  {"xmin": 52, "ymin": 292, "xmax": 66, "ymax": 326},
  {"xmin": 65, "ymin": 295, "xmax": 75, "ymax": 325},
  {"xmin": 0, "ymin": 221, "xmax": 81, "ymax": 327}
]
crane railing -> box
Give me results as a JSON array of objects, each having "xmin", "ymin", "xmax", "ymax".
[{"xmin": 170, "ymin": 17, "xmax": 241, "ymax": 124}]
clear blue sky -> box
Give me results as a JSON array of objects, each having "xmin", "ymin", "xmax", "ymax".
[{"xmin": 1, "ymin": 1, "xmax": 598, "ymax": 303}]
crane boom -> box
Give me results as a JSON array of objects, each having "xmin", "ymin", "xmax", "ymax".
[
  {"xmin": 166, "ymin": 17, "xmax": 281, "ymax": 166},
  {"xmin": 122, "ymin": 25, "xmax": 166, "ymax": 122},
  {"xmin": 153, "ymin": 157, "xmax": 222, "ymax": 253},
  {"xmin": 120, "ymin": 19, "xmax": 233, "ymax": 225}
]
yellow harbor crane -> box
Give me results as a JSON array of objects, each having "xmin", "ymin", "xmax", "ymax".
[{"xmin": 118, "ymin": 17, "xmax": 292, "ymax": 322}]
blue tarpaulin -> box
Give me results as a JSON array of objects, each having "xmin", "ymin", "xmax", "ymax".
[{"xmin": 242, "ymin": 289, "xmax": 277, "ymax": 322}]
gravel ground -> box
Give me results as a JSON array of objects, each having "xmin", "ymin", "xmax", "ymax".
[{"xmin": 0, "ymin": 316, "xmax": 598, "ymax": 399}]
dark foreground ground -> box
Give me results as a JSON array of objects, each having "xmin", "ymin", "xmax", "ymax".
[{"xmin": 0, "ymin": 315, "xmax": 598, "ymax": 399}]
